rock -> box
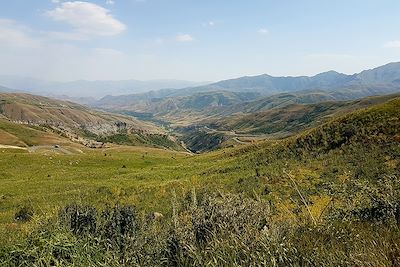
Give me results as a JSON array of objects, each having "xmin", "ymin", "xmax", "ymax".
[{"xmin": 149, "ymin": 212, "xmax": 164, "ymax": 220}]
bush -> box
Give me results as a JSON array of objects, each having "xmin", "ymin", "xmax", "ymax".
[
  {"xmin": 14, "ymin": 205, "xmax": 34, "ymax": 222},
  {"xmin": 59, "ymin": 204, "xmax": 97, "ymax": 234}
]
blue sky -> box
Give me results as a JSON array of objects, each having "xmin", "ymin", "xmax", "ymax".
[{"xmin": 0, "ymin": 0, "xmax": 400, "ymax": 81}]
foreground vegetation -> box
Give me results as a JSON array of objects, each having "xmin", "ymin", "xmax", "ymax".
[
  {"xmin": 0, "ymin": 98, "xmax": 399, "ymax": 266},
  {"xmin": 2, "ymin": 192, "xmax": 400, "ymax": 266}
]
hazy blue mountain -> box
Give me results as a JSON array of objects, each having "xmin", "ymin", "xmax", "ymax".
[
  {"xmin": 97, "ymin": 91, "xmax": 261, "ymax": 115},
  {"xmin": 206, "ymin": 71, "xmax": 353, "ymax": 94},
  {"xmin": 354, "ymin": 62, "xmax": 400, "ymax": 84},
  {"xmin": 0, "ymin": 76, "xmax": 210, "ymax": 98},
  {"xmin": 197, "ymin": 62, "xmax": 400, "ymax": 94},
  {"xmin": 0, "ymin": 85, "xmax": 17, "ymax": 93},
  {"xmin": 94, "ymin": 62, "xmax": 400, "ymax": 114}
]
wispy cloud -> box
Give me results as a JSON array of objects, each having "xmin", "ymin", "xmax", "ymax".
[
  {"xmin": 106, "ymin": 0, "xmax": 115, "ymax": 5},
  {"xmin": 258, "ymin": 28, "xmax": 269, "ymax": 35},
  {"xmin": 93, "ymin": 47, "xmax": 123, "ymax": 56},
  {"xmin": 307, "ymin": 53, "xmax": 355, "ymax": 60},
  {"xmin": 383, "ymin": 40, "xmax": 400, "ymax": 48},
  {"xmin": 47, "ymin": 1, "xmax": 126, "ymax": 39},
  {"xmin": 0, "ymin": 19, "xmax": 40, "ymax": 47},
  {"xmin": 203, "ymin": 20, "xmax": 222, "ymax": 28},
  {"xmin": 176, "ymin": 34, "xmax": 194, "ymax": 42}
]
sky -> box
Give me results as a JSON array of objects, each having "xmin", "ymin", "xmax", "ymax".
[{"xmin": 0, "ymin": 0, "xmax": 400, "ymax": 82}]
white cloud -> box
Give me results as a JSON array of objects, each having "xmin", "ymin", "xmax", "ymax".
[
  {"xmin": 47, "ymin": 1, "xmax": 126, "ymax": 38},
  {"xmin": 106, "ymin": 0, "xmax": 115, "ymax": 5},
  {"xmin": 202, "ymin": 21, "xmax": 216, "ymax": 27},
  {"xmin": 45, "ymin": 31, "xmax": 89, "ymax": 41},
  {"xmin": 93, "ymin": 47, "xmax": 123, "ymax": 56},
  {"xmin": 51, "ymin": 0, "xmax": 60, "ymax": 3},
  {"xmin": 258, "ymin": 28, "xmax": 269, "ymax": 35},
  {"xmin": 384, "ymin": 40, "xmax": 400, "ymax": 48},
  {"xmin": 0, "ymin": 19, "xmax": 39, "ymax": 47},
  {"xmin": 176, "ymin": 34, "xmax": 193, "ymax": 42}
]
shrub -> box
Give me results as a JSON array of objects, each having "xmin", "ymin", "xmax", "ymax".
[
  {"xmin": 14, "ymin": 205, "xmax": 34, "ymax": 222},
  {"xmin": 59, "ymin": 204, "xmax": 97, "ymax": 234}
]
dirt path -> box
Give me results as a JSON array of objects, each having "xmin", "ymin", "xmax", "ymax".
[
  {"xmin": 0, "ymin": 145, "xmax": 27, "ymax": 150},
  {"xmin": 0, "ymin": 144, "xmax": 82, "ymax": 154},
  {"xmin": 27, "ymin": 145, "xmax": 75, "ymax": 154},
  {"xmin": 232, "ymin": 137, "xmax": 251, "ymax": 145}
]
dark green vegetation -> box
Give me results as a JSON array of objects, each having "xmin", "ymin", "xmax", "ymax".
[
  {"xmin": 179, "ymin": 129, "xmax": 226, "ymax": 153},
  {"xmin": 0, "ymin": 97, "xmax": 399, "ymax": 266},
  {"xmin": 96, "ymin": 132, "xmax": 183, "ymax": 151}
]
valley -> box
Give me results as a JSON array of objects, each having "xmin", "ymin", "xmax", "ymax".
[
  {"xmin": 89, "ymin": 63, "xmax": 400, "ymax": 152},
  {"xmin": 2, "ymin": 1, "xmax": 400, "ymax": 265},
  {"xmin": 0, "ymin": 96, "xmax": 399, "ymax": 265},
  {"xmin": 0, "ymin": 63, "xmax": 400, "ymax": 266}
]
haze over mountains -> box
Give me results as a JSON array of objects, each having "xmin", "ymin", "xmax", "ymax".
[
  {"xmin": 2, "ymin": 62, "xmax": 400, "ymax": 151},
  {"xmin": 0, "ymin": 76, "xmax": 209, "ymax": 100},
  {"xmin": 1, "ymin": 62, "xmax": 400, "ymax": 103},
  {"xmin": 94, "ymin": 62, "xmax": 400, "ymax": 122}
]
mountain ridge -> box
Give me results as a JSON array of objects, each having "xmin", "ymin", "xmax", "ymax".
[
  {"xmin": 0, "ymin": 76, "xmax": 210, "ymax": 98},
  {"xmin": 94, "ymin": 62, "xmax": 400, "ymax": 116}
]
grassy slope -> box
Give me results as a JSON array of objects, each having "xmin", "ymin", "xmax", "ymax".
[
  {"xmin": 0, "ymin": 119, "xmax": 74, "ymax": 147},
  {"xmin": 0, "ymin": 97, "xmax": 399, "ymax": 246},
  {"xmin": 211, "ymin": 93, "xmax": 400, "ymax": 134},
  {"xmin": 0, "ymin": 93, "xmax": 185, "ymax": 150},
  {"xmin": 0, "ymin": 93, "xmax": 160, "ymax": 133},
  {"xmin": 177, "ymin": 94, "xmax": 400, "ymax": 153}
]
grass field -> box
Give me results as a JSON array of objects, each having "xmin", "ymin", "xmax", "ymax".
[
  {"xmin": 0, "ymin": 144, "xmax": 250, "ymax": 244},
  {"xmin": 0, "ymin": 98, "xmax": 399, "ymax": 265}
]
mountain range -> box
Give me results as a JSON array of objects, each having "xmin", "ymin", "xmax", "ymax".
[
  {"xmin": 94, "ymin": 62, "xmax": 400, "ymax": 120},
  {"xmin": 0, "ymin": 76, "xmax": 209, "ymax": 99},
  {"xmin": 2, "ymin": 62, "xmax": 400, "ymax": 107},
  {"xmin": 2, "ymin": 62, "xmax": 400, "ymax": 153}
]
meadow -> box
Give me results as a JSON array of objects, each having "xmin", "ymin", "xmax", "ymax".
[{"xmin": 0, "ymin": 98, "xmax": 399, "ymax": 266}]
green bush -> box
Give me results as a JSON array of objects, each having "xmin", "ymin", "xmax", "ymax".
[{"xmin": 14, "ymin": 205, "xmax": 34, "ymax": 223}]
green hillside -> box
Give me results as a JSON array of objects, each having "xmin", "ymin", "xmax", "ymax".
[
  {"xmin": 0, "ymin": 93, "xmax": 183, "ymax": 150},
  {"xmin": 211, "ymin": 93, "xmax": 400, "ymax": 135},
  {"xmin": 0, "ymin": 118, "xmax": 74, "ymax": 147},
  {"xmin": 0, "ymin": 97, "xmax": 399, "ymax": 266},
  {"xmin": 177, "ymin": 93, "xmax": 400, "ymax": 152}
]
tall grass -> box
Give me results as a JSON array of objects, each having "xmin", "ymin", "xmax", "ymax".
[{"xmin": 2, "ymin": 190, "xmax": 400, "ymax": 267}]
